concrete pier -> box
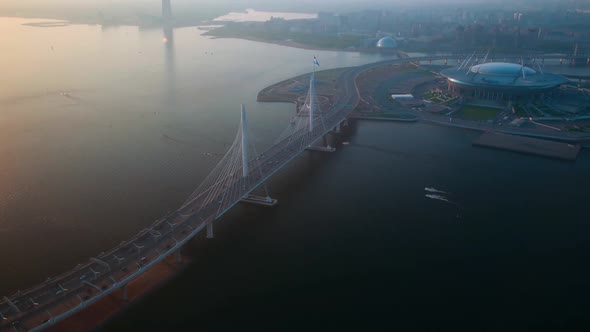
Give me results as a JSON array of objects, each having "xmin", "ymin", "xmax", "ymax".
[
  {"xmin": 473, "ymin": 132, "xmax": 581, "ymax": 161},
  {"xmin": 240, "ymin": 195, "xmax": 278, "ymax": 206},
  {"xmin": 175, "ymin": 250, "xmax": 182, "ymax": 264},
  {"xmin": 121, "ymin": 284, "xmax": 128, "ymax": 302},
  {"xmin": 306, "ymin": 145, "xmax": 336, "ymax": 152},
  {"xmin": 206, "ymin": 223, "xmax": 214, "ymax": 239}
]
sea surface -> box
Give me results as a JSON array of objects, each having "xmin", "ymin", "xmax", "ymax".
[
  {"xmin": 0, "ymin": 17, "xmax": 388, "ymax": 293},
  {"xmin": 102, "ymin": 120, "xmax": 590, "ymax": 331},
  {"xmin": 1, "ymin": 17, "xmax": 589, "ymax": 331}
]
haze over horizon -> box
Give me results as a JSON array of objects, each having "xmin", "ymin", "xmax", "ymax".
[{"xmin": 1, "ymin": 0, "xmax": 585, "ymax": 18}]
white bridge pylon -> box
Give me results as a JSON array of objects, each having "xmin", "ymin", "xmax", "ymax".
[
  {"xmin": 179, "ymin": 104, "xmax": 278, "ymax": 222},
  {"xmin": 309, "ymin": 72, "xmax": 316, "ymax": 132},
  {"xmin": 274, "ymin": 72, "xmax": 334, "ymax": 152},
  {"xmin": 180, "ymin": 72, "xmax": 335, "ymax": 233},
  {"xmin": 241, "ymin": 104, "xmax": 249, "ymax": 178}
]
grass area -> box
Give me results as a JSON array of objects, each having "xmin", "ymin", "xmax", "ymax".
[
  {"xmin": 207, "ymin": 26, "xmax": 364, "ymax": 49},
  {"xmin": 313, "ymin": 68, "xmax": 349, "ymax": 81},
  {"xmin": 423, "ymin": 91, "xmax": 434, "ymax": 99},
  {"xmin": 460, "ymin": 105, "xmax": 501, "ymax": 121},
  {"xmin": 423, "ymin": 90, "xmax": 456, "ymax": 106},
  {"xmin": 441, "ymin": 97, "xmax": 458, "ymax": 106},
  {"xmin": 564, "ymin": 125, "xmax": 590, "ymax": 133}
]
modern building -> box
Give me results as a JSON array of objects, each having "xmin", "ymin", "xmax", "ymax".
[{"xmin": 440, "ymin": 62, "xmax": 568, "ymax": 101}]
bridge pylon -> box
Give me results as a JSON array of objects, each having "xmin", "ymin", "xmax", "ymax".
[
  {"xmin": 239, "ymin": 104, "xmax": 278, "ymax": 207},
  {"xmin": 241, "ymin": 104, "xmax": 248, "ymax": 178},
  {"xmin": 162, "ymin": 0, "xmax": 172, "ymax": 22},
  {"xmin": 309, "ymin": 73, "xmax": 315, "ymax": 132},
  {"xmin": 306, "ymin": 72, "xmax": 335, "ymax": 152}
]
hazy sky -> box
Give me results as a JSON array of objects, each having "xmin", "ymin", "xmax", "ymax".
[
  {"xmin": 0, "ymin": 0, "xmax": 567, "ymax": 9},
  {"xmin": 0, "ymin": 0, "xmax": 582, "ymax": 20}
]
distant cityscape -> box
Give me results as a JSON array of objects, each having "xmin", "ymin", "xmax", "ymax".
[
  {"xmin": 208, "ymin": 5, "xmax": 590, "ymax": 54},
  {"xmin": 2, "ymin": 0, "xmax": 590, "ymax": 57}
]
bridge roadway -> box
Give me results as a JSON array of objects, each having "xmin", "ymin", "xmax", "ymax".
[{"xmin": 0, "ymin": 53, "xmax": 569, "ymax": 331}]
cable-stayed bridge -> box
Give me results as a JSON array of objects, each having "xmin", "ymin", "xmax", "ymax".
[
  {"xmin": 0, "ymin": 66, "xmax": 356, "ymax": 332},
  {"xmin": 0, "ymin": 53, "xmax": 571, "ymax": 331}
]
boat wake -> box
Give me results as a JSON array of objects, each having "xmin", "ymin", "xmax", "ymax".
[
  {"xmin": 59, "ymin": 91, "xmax": 81, "ymax": 105},
  {"xmin": 425, "ymin": 194, "xmax": 450, "ymax": 203},
  {"xmin": 425, "ymin": 193, "xmax": 462, "ymax": 209},
  {"xmin": 425, "ymin": 187, "xmax": 447, "ymax": 194}
]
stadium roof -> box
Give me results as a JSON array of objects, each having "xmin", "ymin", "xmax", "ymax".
[
  {"xmin": 470, "ymin": 62, "xmax": 536, "ymax": 76},
  {"xmin": 376, "ymin": 37, "xmax": 397, "ymax": 48},
  {"xmin": 440, "ymin": 62, "xmax": 568, "ymax": 90}
]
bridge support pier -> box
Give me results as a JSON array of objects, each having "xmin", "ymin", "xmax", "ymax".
[
  {"xmin": 121, "ymin": 284, "xmax": 128, "ymax": 302},
  {"xmin": 306, "ymin": 145, "xmax": 335, "ymax": 152},
  {"xmin": 333, "ymin": 120, "xmax": 345, "ymax": 134},
  {"xmin": 206, "ymin": 222, "xmax": 214, "ymax": 239},
  {"xmin": 241, "ymin": 194, "xmax": 278, "ymax": 206},
  {"xmin": 334, "ymin": 119, "xmax": 347, "ymax": 134},
  {"xmin": 306, "ymin": 134, "xmax": 336, "ymax": 153},
  {"xmin": 175, "ymin": 250, "xmax": 183, "ymax": 264}
]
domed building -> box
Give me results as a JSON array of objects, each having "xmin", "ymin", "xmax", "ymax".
[
  {"xmin": 376, "ymin": 37, "xmax": 397, "ymax": 49},
  {"xmin": 440, "ymin": 62, "xmax": 568, "ymax": 101}
]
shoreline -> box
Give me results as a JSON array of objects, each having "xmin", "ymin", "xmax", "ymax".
[
  {"xmin": 6, "ymin": 15, "xmax": 587, "ymax": 58},
  {"xmin": 206, "ymin": 34, "xmax": 365, "ymax": 53},
  {"xmin": 256, "ymin": 58, "xmax": 590, "ymax": 145},
  {"xmin": 420, "ymin": 117, "xmax": 590, "ymax": 144},
  {"xmin": 2, "ymin": 14, "xmax": 588, "ymax": 57}
]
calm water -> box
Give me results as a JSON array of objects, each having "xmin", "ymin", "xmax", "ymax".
[
  {"xmin": 0, "ymin": 17, "xmax": 388, "ymax": 293},
  {"xmin": 101, "ymin": 121, "xmax": 590, "ymax": 331},
  {"xmin": 1, "ymin": 17, "xmax": 590, "ymax": 330}
]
